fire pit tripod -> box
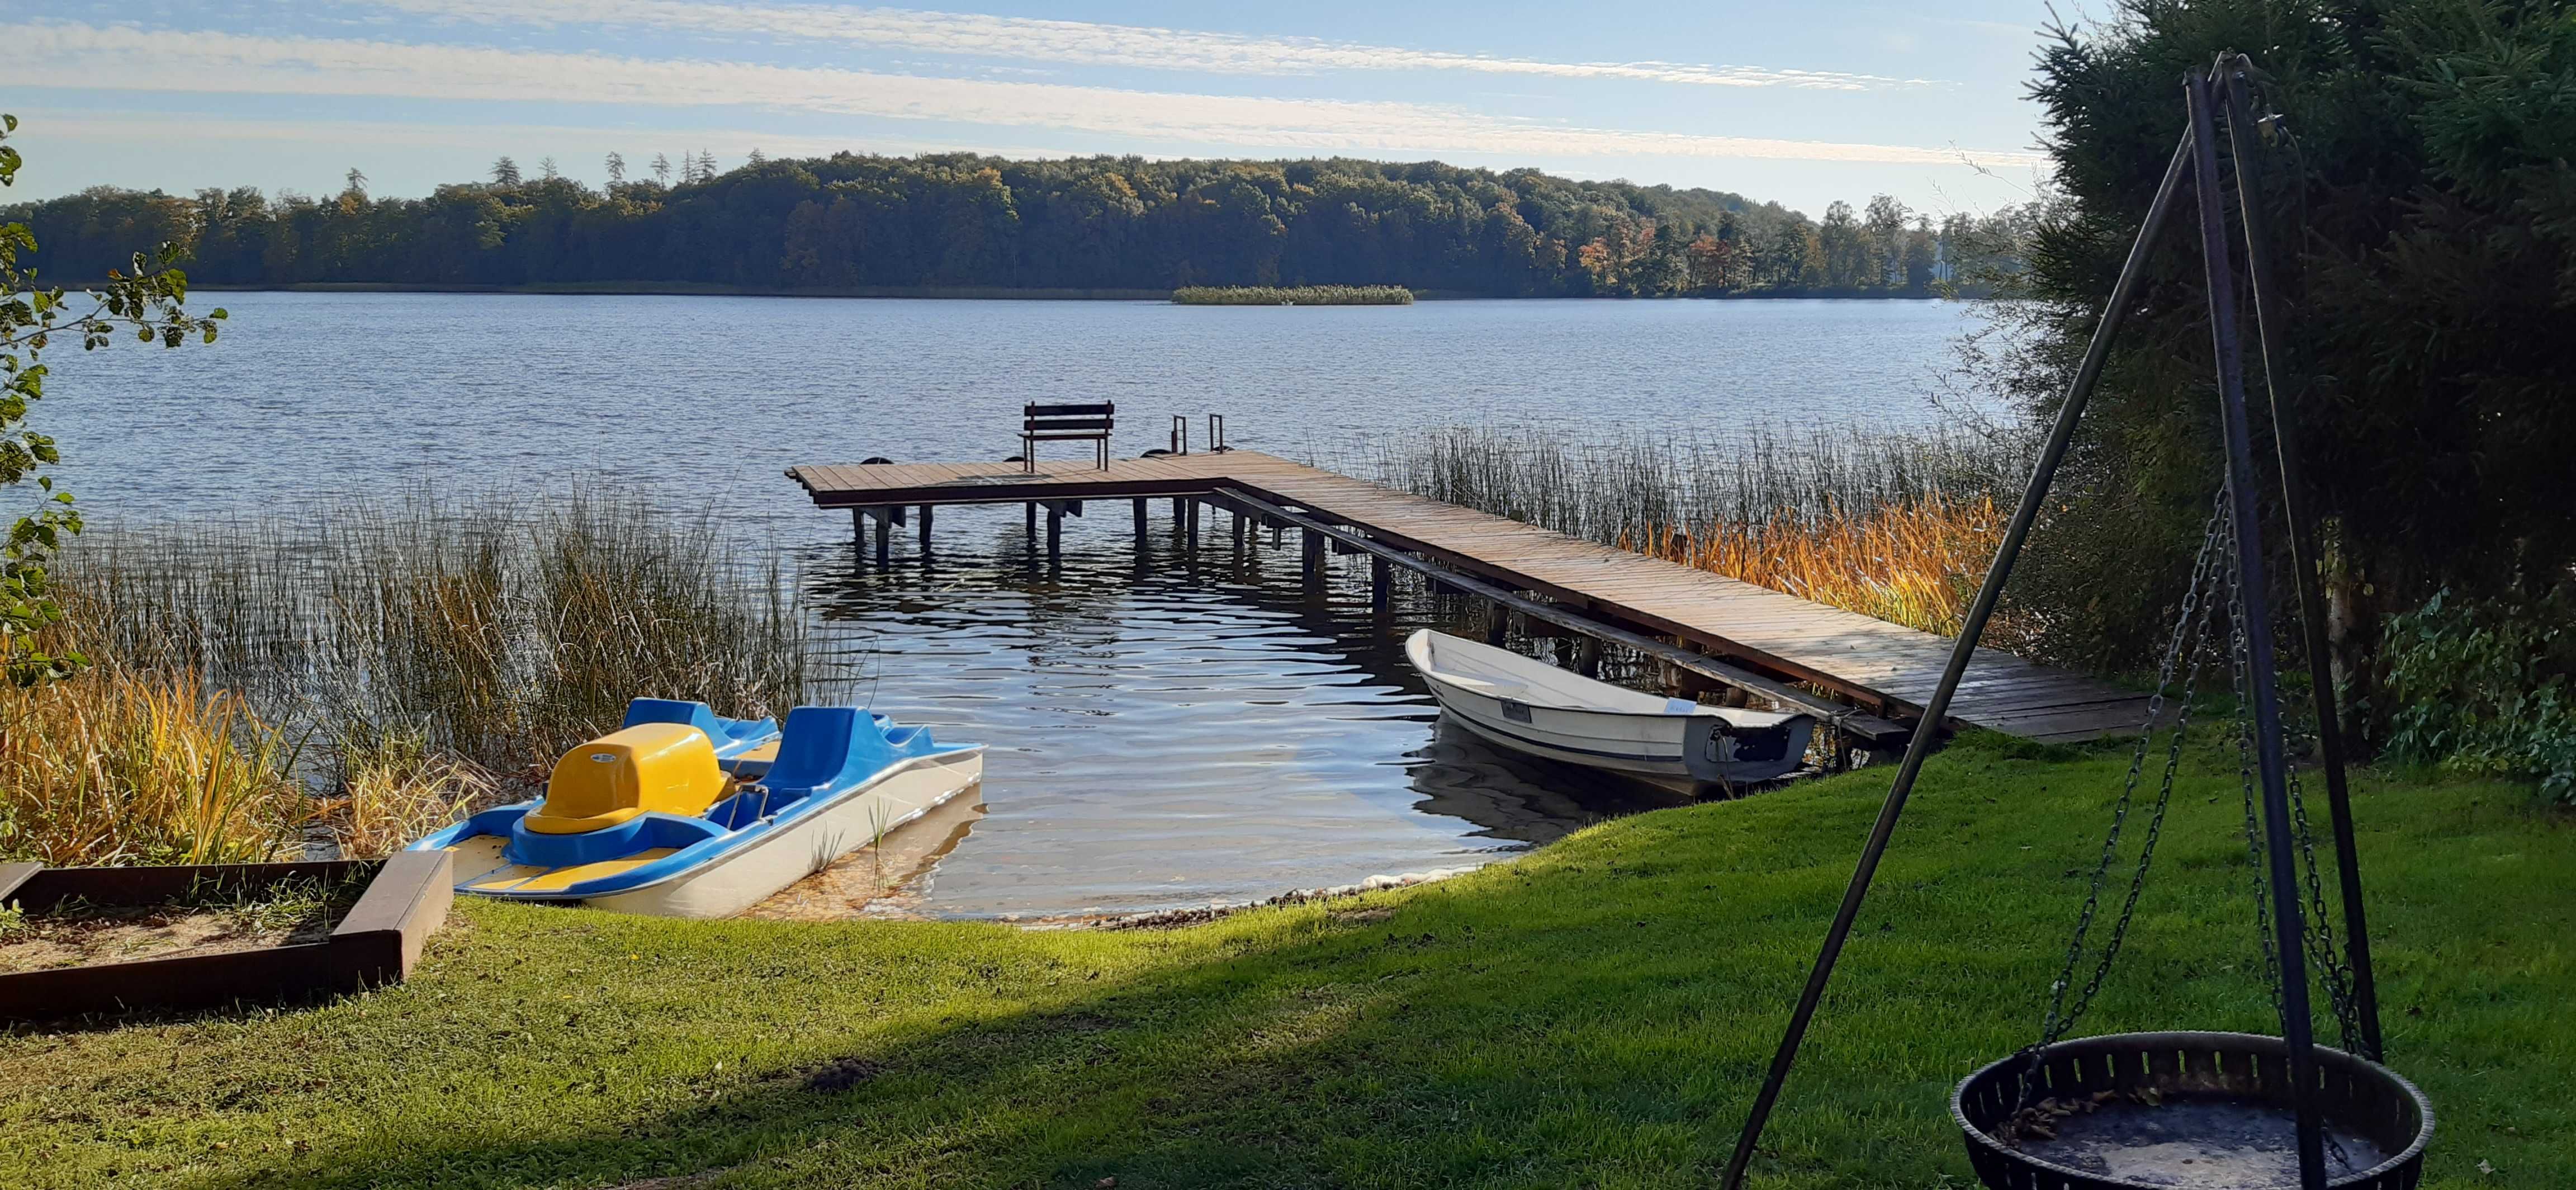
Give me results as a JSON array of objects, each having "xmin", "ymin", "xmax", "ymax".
[{"xmin": 1719, "ymin": 56, "xmax": 2433, "ymax": 1190}]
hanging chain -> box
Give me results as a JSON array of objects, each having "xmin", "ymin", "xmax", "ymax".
[
  {"xmin": 2220, "ymin": 489, "xmax": 2288, "ymax": 1010},
  {"xmin": 2284, "ymin": 760, "xmax": 2365, "ymax": 1054},
  {"xmin": 2217, "ymin": 470, "xmax": 2365, "ymax": 1059},
  {"xmin": 2032, "ymin": 490, "xmax": 2232, "ymax": 1052}
]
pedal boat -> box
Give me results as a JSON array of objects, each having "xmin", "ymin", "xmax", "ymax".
[
  {"xmin": 409, "ymin": 698, "xmax": 983, "ymax": 918},
  {"xmin": 1406, "ymin": 629, "xmax": 1815, "ymax": 794}
]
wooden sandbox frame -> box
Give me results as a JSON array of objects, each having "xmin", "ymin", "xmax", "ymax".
[{"xmin": 0, "ymin": 851, "xmax": 453, "ymax": 1021}]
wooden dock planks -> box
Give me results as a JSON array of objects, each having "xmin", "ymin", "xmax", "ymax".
[{"xmin": 787, "ymin": 453, "xmax": 2152, "ymax": 742}]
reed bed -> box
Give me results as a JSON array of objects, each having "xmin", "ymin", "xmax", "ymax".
[
  {"xmin": 1172, "ymin": 285, "xmax": 1414, "ymax": 306},
  {"xmin": 0, "ymin": 667, "xmax": 304, "ymax": 866},
  {"xmin": 1371, "ymin": 426, "xmax": 2030, "ymax": 639},
  {"xmin": 4, "ymin": 488, "xmax": 851, "ymax": 864},
  {"xmin": 316, "ymin": 731, "xmax": 495, "ymax": 861}
]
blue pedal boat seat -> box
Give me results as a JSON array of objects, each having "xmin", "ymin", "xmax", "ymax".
[
  {"xmin": 621, "ymin": 698, "xmax": 779, "ymax": 769},
  {"xmin": 700, "ymin": 706, "xmax": 969, "ymax": 829}
]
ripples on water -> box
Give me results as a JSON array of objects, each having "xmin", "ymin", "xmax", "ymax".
[
  {"xmin": 53, "ymin": 293, "xmax": 1979, "ymax": 525},
  {"xmin": 778, "ymin": 509, "xmax": 1688, "ymax": 919},
  {"xmin": 49, "ymin": 294, "xmax": 1981, "ymax": 917}
]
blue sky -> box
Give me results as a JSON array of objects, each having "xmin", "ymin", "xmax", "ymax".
[{"xmin": 3, "ymin": 1, "xmax": 2065, "ymax": 219}]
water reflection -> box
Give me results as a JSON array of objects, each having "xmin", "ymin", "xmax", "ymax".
[{"xmin": 771, "ymin": 504, "xmax": 1685, "ymax": 919}]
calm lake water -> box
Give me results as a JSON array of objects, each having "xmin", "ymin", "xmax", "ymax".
[{"xmin": 55, "ymin": 293, "xmax": 1985, "ymax": 918}]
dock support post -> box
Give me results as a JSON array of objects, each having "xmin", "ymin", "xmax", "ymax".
[
  {"xmin": 1484, "ymin": 602, "xmax": 1509, "ymax": 646},
  {"xmin": 1025, "ymin": 502, "xmax": 1036, "ymax": 542},
  {"xmin": 1171, "ymin": 496, "xmax": 1185, "ymax": 525},
  {"xmin": 1371, "ymin": 555, "xmax": 1392, "ymax": 615},
  {"xmin": 1575, "ymin": 636, "xmax": 1603, "ymax": 678},
  {"xmin": 874, "ymin": 509, "xmax": 891, "ymax": 568},
  {"xmin": 1132, "ymin": 497, "xmax": 1147, "ymax": 541},
  {"xmin": 1301, "ymin": 527, "xmax": 1324, "ymax": 591},
  {"xmin": 851, "ymin": 508, "xmax": 866, "ymax": 549},
  {"xmin": 1185, "ymin": 498, "xmax": 1200, "ymax": 552},
  {"xmin": 1046, "ymin": 504, "xmax": 1063, "ymax": 567},
  {"xmin": 917, "ymin": 504, "xmax": 932, "ymax": 554},
  {"xmin": 1232, "ymin": 507, "xmax": 1247, "ymax": 556}
]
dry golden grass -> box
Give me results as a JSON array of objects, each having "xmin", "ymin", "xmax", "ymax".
[
  {"xmin": 317, "ymin": 732, "xmax": 497, "ymax": 860},
  {"xmin": 0, "ymin": 666, "xmax": 305, "ymax": 867},
  {"xmin": 1631, "ymin": 490, "xmax": 2010, "ymax": 639},
  {"xmin": 1380, "ymin": 427, "xmax": 2032, "ymax": 643}
]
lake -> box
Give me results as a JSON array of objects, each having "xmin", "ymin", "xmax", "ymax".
[{"xmin": 51, "ymin": 294, "xmax": 1987, "ymax": 918}]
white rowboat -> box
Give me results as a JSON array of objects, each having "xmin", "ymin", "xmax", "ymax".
[{"xmin": 1405, "ymin": 629, "xmax": 1815, "ymax": 794}]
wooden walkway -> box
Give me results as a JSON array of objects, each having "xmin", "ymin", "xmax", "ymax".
[{"xmin": 787, "ymin": 452, "xmax": 2151, "ymax": 743}]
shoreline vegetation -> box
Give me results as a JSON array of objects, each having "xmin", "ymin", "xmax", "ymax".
[
  {"xmin": 0, "ymin": 489, "xmax": 854, "ymax": 870},
  {"xmin": 1173, "ymin": 284, "xmax": 1413, "ymax": 306},
  {"xmin": 0, "ymin": 423, "xmax": 2041, "ymax": 873},
  {"xmin": 1373, "ymin": 426, "xmax": 2028, "ymax": 642}
]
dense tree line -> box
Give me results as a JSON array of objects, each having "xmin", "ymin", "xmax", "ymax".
[
  {"xmin": 6, "ymin": 153, "xmax": 2030, "ymax": 298},
  {"xmin": 2001, "ymin": 0, "xmax": 2576, "ymax": 778}
]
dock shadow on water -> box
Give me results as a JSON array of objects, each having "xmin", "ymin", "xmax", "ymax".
[{"xmin": 762, "ymin": 502, "xmax": 1687, "ymax": 921}]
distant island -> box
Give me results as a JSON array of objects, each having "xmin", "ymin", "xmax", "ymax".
[
  {"xmin": 7, "ymin": 154, "xmax": 2033, "ymax": 299},
  {"xmin": 1173, "ymin": 285, "xmax": 1413, "ymax": 306}
]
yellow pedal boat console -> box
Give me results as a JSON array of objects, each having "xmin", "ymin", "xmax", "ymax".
[{"xmin": 522, "ymin": 722, "xmax": 730, "ymax": 834}]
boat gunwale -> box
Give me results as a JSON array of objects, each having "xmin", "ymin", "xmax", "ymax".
[
  {"xmin": 428, "ymin": 747, "xmax": 986, "ymax": 900},
  {"xmin": 1408, "ymin": 630, "xmax": 1810, "ymax": 726}
]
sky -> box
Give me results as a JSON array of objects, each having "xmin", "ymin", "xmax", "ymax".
[{"xmin": 2, "ymin": 1, "xmax": 2070, "ymax": 220}]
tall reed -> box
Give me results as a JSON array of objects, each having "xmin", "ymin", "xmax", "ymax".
[
  {"xmin": 0, "ymin": 667, "xmax": 304, "ymax": 866},
  {"xmin": 1371, "ymin": 426, "xmax": 2030, "ymax": 640},
  {"xmin": 317, "ymin": 730, "xmax": 494, "ymax": 860},
  {"xmin": 56, "ymin": 487, "xmax": 847, "ymax": 783},
  {"xmin": 17, "ymin": 487, "xmax": 854, "ymax": 862}
]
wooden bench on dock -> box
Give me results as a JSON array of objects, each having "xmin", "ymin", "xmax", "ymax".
[{"xmin": 1021, "ymin": 402, "xmax": 1114, "ymax": 472}]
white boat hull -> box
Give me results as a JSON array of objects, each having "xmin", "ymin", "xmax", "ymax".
[
  {"xmin": 584, "ymin": 751, "xmax": 983, "ymax": 918},
  {"xmin": 1406, "ymin": 630, "xmax": 1813, "ymax": 793}
]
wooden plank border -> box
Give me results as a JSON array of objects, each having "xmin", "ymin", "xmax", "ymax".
[{"xmin": 0, "ymin": 852, "xmax": 454, "ymax": 1022}]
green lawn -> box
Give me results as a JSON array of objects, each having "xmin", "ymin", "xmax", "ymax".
[{"xmin": 4, "ymin": 734, "xmax": 2568, "ymax": 1189}]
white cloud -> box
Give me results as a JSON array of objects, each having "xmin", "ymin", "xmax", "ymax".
[
  {"xmin": 17, "ymin": 112, "xmax": 1072, "ymax": 166},
  {"xmin": 6, "ymin": 22, "xmax": 2043, "ymax": 169},
  {"xmin": 373, "ymin": 0, "xmax": 1938, "ymax": 92}
]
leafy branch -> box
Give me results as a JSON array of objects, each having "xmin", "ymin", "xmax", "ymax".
[{"xmin": 1, "ymin": 112, "xmax": 226, "ymax": 684}]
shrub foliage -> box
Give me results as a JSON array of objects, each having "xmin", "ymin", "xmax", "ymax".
[{"xmin": 1997, "ymin": 1, "xmax": 2576, "ymax": 710}]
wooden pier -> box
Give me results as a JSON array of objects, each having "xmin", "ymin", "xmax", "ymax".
[{"xmin": 788, "ymin": 452, "xmax": 2151, "ymax": 746}]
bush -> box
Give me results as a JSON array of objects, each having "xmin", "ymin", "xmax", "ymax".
[
  {"xmin": 2375, "ymin": 588, "xmax": 2576, "ymax": 804},
  {"xmin": 1995, "ymin": 0, "xmax": 2576, "ymax": 675}
]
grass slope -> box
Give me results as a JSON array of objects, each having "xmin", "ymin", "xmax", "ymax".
[{"xmin": 3, "ymin": 736, "xmax": 2568, "ymax": 1189}]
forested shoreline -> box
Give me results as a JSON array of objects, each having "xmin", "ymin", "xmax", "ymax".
[{"xmin": 8, "ymin": 152, "xmax": 2032, "ymax": 298}]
